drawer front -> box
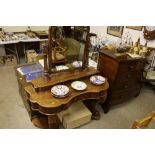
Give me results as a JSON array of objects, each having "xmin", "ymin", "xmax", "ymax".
[
  {"xmin": 112, "ymin": 78, "xmax": 141, "ymax": 90},
  {"xmin": 110, "ymin": 87, "xmax": 140, "ymax": 105},
  {"xmin": 117, "ymin": 60, "xmax": 141, "ymax": 76}
]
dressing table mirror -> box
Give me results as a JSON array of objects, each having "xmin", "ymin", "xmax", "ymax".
[
  {"xmin": 22, "ymin": 26, "xmax": 109, "ymax": 129},
  {"xmin": 43, "ymin": 26, "xmax": 90, "ymax": 74}
]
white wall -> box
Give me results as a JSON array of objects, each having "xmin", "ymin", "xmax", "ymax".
[{"xmin": 90, "ymin": 26, "xmax": 155, "ymax": 48}]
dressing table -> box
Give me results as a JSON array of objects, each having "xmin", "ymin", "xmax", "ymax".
[{"xmin": 15, "ymin": 26, "xmax": 109, "ymax": 128}]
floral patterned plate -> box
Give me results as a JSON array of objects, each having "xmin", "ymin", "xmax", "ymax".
[
  {"xmin": 90, "ymin": 75, "xmax": 106, "ymax": 85},
  {"xmin": 72, "ymin": 61, "xmax": 82, "ymax": 68},
  {"xmin": 51, "ymin": 85, "xmax": 69, "ymax": 98},
  {"xmin": 71, "ymin": 81, "xmax": 87, "ymax": 91}
]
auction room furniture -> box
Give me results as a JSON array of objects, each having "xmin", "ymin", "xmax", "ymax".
[
  {"xmin": 132, "ymin": 111, "xmax": 155, "ymax": 129},
  {"xmin": 15, "ymin": 26, "xmax": 109, "ymax": 128},
  {"xmin": 0, "ymin": 33, "xmax": 48, "ymax": 64},
  {"xmin": 97, "ymin": 49, "xmax": 145, "ymax": 113},
  {"xmin": 0, "ymin": 40, "xmax": 19, "ymax": 63}
]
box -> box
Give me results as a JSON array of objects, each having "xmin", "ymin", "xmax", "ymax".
[
  {"xmin": 26, "ymin": 50, "xmax": 37, "ymax": 63},
  {"xmin": 57, "ymin": 101, "xmax": 92, "ymax": 129}
]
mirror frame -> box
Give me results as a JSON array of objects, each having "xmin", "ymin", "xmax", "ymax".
[{"xmin": 43, "ymin": 26, "xmax": 90, "ymax": 75}]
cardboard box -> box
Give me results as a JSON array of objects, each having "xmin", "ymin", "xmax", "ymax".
[
  {"xmin": 57, "ymin": 101, "xmax": 92, "ymax": 129},
  {"xmin": 26, "ymin": 50, "xmax": 37, "ymax": 63}
]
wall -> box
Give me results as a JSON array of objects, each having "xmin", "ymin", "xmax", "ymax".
[{"xmin": 90, "ymin": 26, "xmax": 155, "ymax": 48}]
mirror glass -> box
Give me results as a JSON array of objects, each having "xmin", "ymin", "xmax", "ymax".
[{"xmin": 50, "ymin": 26, "xmax": 89, "ymax": 71}]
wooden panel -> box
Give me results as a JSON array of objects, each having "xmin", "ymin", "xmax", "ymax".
[{"xmin": 98, "ymin": 52, "xmax": 119, "ymax": 82}]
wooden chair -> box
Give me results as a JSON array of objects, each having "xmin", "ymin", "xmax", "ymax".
[{"xmin": 132, "ymin": 111, "xmax": 155, "ymax": 129}]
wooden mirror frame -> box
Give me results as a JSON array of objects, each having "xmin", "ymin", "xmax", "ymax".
[{"xmin": 43, "ymin": 26, "xmax": 90, "ymax": 76}]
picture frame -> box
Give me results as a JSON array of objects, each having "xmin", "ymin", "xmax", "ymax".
[
  {"xmin": 107, "ymin": 26, "xmax": 124, "ymax": 38},
  {"xmin": 126, "ymin": 26, "xmax": 143, "ymax": 31}
]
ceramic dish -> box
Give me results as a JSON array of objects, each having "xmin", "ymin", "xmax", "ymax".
[
  {"xmin": 56, "ymin": 65, "xmax": 69, "ymax": 71},
  {"xmin": 51, "ymin": 85, "xmax": 69, "ymax": 98},
  {"xmin": 72, "ymin": 61, "xmax": 82, "ymax": 68},
  {"xmin": 71, "ymin": 81, "xmax": 87, "ymax": 91},
  {"xmin": 90, "ymin": 75, "xmax": 106, "ymax": 85}
]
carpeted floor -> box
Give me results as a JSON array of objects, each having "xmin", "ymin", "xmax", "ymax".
[{"xmin": 0, "ymin": 65, "xmax": 155, "ymax": 129}]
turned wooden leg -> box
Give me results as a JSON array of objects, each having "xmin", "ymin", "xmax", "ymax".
[
  {"xmin": 100, "ymin": 98, "xmax": 110, "ymax": 113},
  {"xmin": 101, "ymin": 102, "xmax": 110, "ymax": 113},
  {"xmin": 90, "ymin": 103, "xmax": 101, "ymax": 120},
  {"xmin": 100, "ymin": 93, "xmax": 110, "ymax": 114},
  {"xmin": 84, "ymin": 100, "xmax": 100, "ymax": 120},
  {"xmin": 48, "ymin": 114, "xmax": 60, "ymax": 129}
]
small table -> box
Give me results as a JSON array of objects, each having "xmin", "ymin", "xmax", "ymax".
[
  {"xmin": 0, "ymin": 38, "xmax": 48, "ymax": 64},
  {"xmin": 15, "ymin": 65, "xmax": 109, "ymax": 128}
]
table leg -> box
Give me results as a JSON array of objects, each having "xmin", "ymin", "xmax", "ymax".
[
  {"xmin": 14, "ymin": 44, "xmax": 20, "ymax": 64},
  {"xmin": 101, "ymin": 100, "xmax": 110, "ymax": 113},
  {"xmin": 23, "ymin": 43, "xmax": 27, "ymax": 62},
  {"xmin": 84, "ymin": 100, "xmax": 100, "ymax": 120},
  {"xmin": 48, "ymin": 114, "xmax": 60, "ymax": 129}
]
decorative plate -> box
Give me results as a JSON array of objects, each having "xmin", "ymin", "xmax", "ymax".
[
  {"xmin": 72, "ymin": 61, "xmax": 82, "ymax": 68},
  {"xmin": 56, "ymin": 65, "xmax": 69, "ymax": 71},
  {"xmin": 51, "ymin": 85, "xmax": 69, "ymax": 97},
  {"xmin": 90, "ymin": 75, "xmax": 106, "ymax": 85},
  {"xmin": 71, "ymin": 81, "xmax": 87, "ymax": 91}
]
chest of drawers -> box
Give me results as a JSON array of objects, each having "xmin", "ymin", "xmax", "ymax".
[{"xmin": 97, "ymin": 49, "xmax": 145, "ymax": 113}]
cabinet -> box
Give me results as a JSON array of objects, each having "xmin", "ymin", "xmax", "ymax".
[{"xmin": 97, "ymin": 49, "xmax": 145, "ymax": 113}]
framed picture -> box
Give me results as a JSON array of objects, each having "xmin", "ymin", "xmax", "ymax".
[
  {"xmin": 126, "ymin": 26, "xmax": 143, "ymax": 31},
  {"xmin": 107, "ymin": 26, "xmax": 124, "ymax": 38}
]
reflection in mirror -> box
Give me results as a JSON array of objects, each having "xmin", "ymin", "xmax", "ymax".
[{"xmin": 47, "ymin": 26, "xmax": 90, "ymax": 72}]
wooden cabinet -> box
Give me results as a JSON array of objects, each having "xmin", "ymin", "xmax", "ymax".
[{"xmin": 97, "ymin": 49, "xmax": 145, "ymax": 113}]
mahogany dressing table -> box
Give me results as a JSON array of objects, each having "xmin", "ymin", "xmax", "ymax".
[{"xmin": 15, "ymin": 27, "xmax": 109, "ymax": 128}]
